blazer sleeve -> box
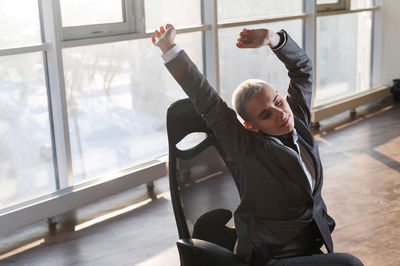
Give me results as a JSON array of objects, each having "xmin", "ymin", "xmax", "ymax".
[
  {"xmin": 165, "ymin": 50, "xmax": 252, "ymax": 162},
  {"xmin": 273, "ymin": 30, "xmax": 313, "ymax": 127}
]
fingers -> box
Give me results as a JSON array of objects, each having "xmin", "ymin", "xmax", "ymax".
[
  {"xmin": 237, "ymin": 36, "xmax": 248, "ymax": 43},
  {"xmin": 237, "ymin": 34, "xmax": 253, "ymax": 48},
  {"xmin": 151, "ymin": 24, "xmax": 176, "ymax": 50},
  {"xmin": 238, "ymin": 28, "xmax": 250, "ymax": 44},
  {"xmin": 152, "ymin": 28, "xmax": 162, "ymax": 45},
  {"xmin": 153, "ymin": 24, "xmax": 169, "ymax": 42},
  {"xmin": 240, "ymin": 28, "xmax": 249, "ymax": 35}
]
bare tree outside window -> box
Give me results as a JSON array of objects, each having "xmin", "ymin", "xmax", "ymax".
[{"xmin": 63, "ymin": 33, "xmax": 202, "ymax": 183}]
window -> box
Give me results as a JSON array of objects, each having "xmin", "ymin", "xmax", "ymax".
[
  {"xmin": 317, "ymin": 0, "xmax": 374, "ymax": 12},
  {"xmin": 217, "ymin": 0, "xmax": 303, "ymax": 22},
  {"xmin": 0, "ymin": 1, "xmax": 56, "ymax": 209},
  {"xmin": 216, "ymin": 1, "xmax": 304, "ymax": 106},
  {"xmin": 317, "ymin": 0, "xmax": 348, "ymax": 12},
  {"xmin": 60, "ymin": 0, "xmax": 140, "ymax": 40},
  {"xmin": 60, "ymin": 0, "xmax": 124, "ymax": 27},
  {"xmin": 63, "ymin": 32, "xmax": 203, "ymax": 183},
  {"xmin": 144, "ymin": 0, "xmax": 202, "ymax": 31},
  {"xmin": 219, "ymin": 20, "xmax": 303, "ymax": 105},
  {"xmin": 315, "ymin": 12, "xmax": 373, "ymax": 106},
  {"xmin": 0, "ymin": 0, "xmax": 41, "ymax": 48},
  {"xmin": 317, "ymin": 0, "xmax": 341, "ymax": 3},
  {"xmin": 0, "ymin": 53, "xmax": 55, "ymax": 208},
  {"xmin": 351, "ymin": 0, "xmax": 374, "ymax": 9}
]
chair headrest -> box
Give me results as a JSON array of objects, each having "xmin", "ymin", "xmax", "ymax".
[{"xmin": 167, "ymin": 98, "xmax": 213, "ymax": 145}]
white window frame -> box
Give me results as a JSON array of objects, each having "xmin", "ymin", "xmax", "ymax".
[
  {"xmin": 317, "ymin": 0, "xmax": 350, "ymax": 12},
  {"xmin": 60, "ymin": 0, "xmax": 145, "ymax": 40},
  {"xmin": 311, "ymin": 1, "xmax": 387, "ymax": 123}
]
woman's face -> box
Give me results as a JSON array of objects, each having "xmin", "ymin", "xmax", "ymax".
[{"xmin": 244, "ymin": 85, "xmax": 294, "ymax": 135}]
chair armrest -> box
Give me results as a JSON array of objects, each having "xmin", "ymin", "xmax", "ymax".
[
  {"xmin": 177, "ymin": 238, "xmax": 249, "ymax": 266},
  {"xmin": 193, "ymin": 208, "xmax": 237, "ymax": 251}
]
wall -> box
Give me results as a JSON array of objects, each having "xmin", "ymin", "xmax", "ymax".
[{"xmin": 381, "ymin": 0, "xmax": 400, "ymax": 86}]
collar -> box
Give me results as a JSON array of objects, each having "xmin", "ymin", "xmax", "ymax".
[{"xmin": 261, "ymin": 128, "xmax": 298, "ymax": 145}]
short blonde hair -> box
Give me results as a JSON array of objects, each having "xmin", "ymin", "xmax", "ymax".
[{"xmin": 232, "ymin": 79, "xmax": 269, "ymax": 121}]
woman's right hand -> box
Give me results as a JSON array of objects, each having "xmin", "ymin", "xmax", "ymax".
[
  {"xmin": 151, "ymin": 24, "xmax": 176, "ymax": 54},
  {"xmin": 236, "ymin": 28, "xmax": 280, "ymax": 49}
]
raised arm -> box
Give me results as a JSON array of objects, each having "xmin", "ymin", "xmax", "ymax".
[
  {"xmin": 237, "ymin": 29, "xmax": 313, "ymax": 126},
  {"xmin": 152, "ymin": 24, "xmax": 252, "ymax": 162}
]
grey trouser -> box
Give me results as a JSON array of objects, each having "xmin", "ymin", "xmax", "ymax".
[{"xmin": 266, "ymin": 253, "xmax": 364, "ymax": 266}]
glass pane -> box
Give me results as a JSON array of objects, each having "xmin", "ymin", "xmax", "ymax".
[
  {"xmin": 0, "ymin": 53, "xmax": 56, "ymax": 209},
  {"xmin": 316, "ymin": 12, "xmax": 372, "ymax": 106},
  {"xmin": 60, "ymin": 0, "xmax": 123, "ymax": 27},
  {"xmin": 145, "ymin": 0, "xmax": 202, "ymax": 32},
  {"xmin": 218, "ymin": 0, "xmax": 303, "ymax": 23},
  {"xmin": 317, "ymin": 0, "xmax": 340, "ymax": 4},
  {"xmin": 0, "ymin": 0, "xmax": 41, "ymax": 48},
  {"xmin": 63, "ymin": 32, "xmax": 203, "ymax": 183},
  {"xmin": 219, "ymin": 20, "xmax": 303, "ymax": 107},
  {"xmin": 351, "ymin": 0, "xmax": 374, "ymax": 9}
]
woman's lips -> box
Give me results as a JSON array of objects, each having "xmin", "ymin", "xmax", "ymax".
[{"xmin": 280, "ymin": 115, "xmax": 290, "ymax": 127}]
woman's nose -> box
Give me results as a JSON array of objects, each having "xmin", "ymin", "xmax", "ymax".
[{"xmin": 275, "ymin": 107, "xmax": 285, "ymax": 117}]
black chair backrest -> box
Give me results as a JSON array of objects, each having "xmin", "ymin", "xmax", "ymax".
[{"xmin": 167, "ymin": 98, "xmax": 240, "ymax": 248}]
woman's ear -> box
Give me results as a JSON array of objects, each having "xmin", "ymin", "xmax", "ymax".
[{"xmin": 244, "ymin": 121, "xmax": 259, "ymax": 132}]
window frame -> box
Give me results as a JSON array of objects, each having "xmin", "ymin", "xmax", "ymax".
[
  {"xmin": 317, "ymin": 0, "xmax": 350, "ymax": 12},
  {"xmin": 60, "ymin": 0, "xmax": 145, "ymax": 41}
]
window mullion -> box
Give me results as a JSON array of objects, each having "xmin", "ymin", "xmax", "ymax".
[
  {"xmin": 371, "ymin": 0, "xmax": 383, "ymax": 88},
  {"xmin": 40, "ymin": 0, "xmax": 73, "ymax": 189},
  {"xmin": 130, "ymin": 0, "xmax": 145, "ymax": 33},
  {"xmin": 304, "ymin": 0, "xmax": 317, "ymax": 109},
  {"xmin": 201, "ymin": 0, "xmax": 219, "ymax": 93}
]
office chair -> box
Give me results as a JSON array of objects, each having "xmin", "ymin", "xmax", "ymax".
[
  {"xmin": 167, "ymin": 98, "xmax": 246, "ymax": 266},
  {"xmin": 166, "ymin": 98, "xmax": 335, "ymax": 266}
]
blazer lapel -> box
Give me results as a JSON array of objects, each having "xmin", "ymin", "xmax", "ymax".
[
  {"xmin": 294, "ymin": 124, "xmax": 323, "ymax": 195},
  {"xmin": 267, "ymin": 137, "xmax": 313, "ymax": 199}
]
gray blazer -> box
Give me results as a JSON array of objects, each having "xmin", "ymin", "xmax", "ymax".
[{"xmin": 165, "ymin": 30, "xmax": 333, "ymax": 261}]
